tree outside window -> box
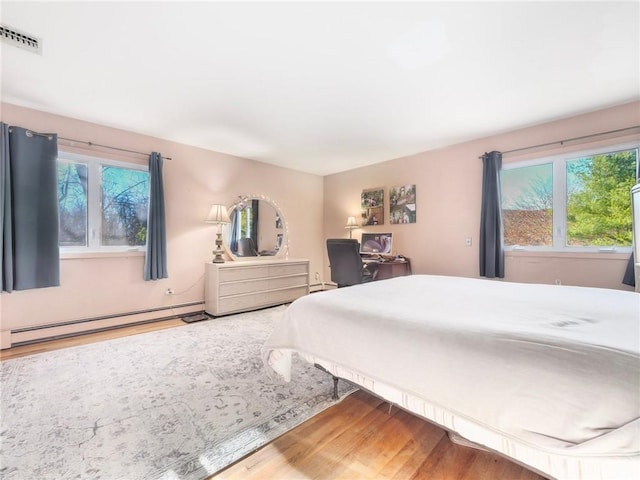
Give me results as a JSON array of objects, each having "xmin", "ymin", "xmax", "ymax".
[
  {"xmin": 501, "ymin": 163, "xmax": 553, "ymax": 247},
  {"xmin": 566, "ymin": 150, "xmax": 636, "ymax": 246},
  {"xmin": 501, "ymin": 145, "xmax": 637, "ymax": 251},
  {"xmin": 101, "ymin": 165, "xmax": 149, "ymax": 246},
  {"xmin": 58, "ymin": 161, "xmax": 88, "ymax": 247},
  {"xmin": 57, "ymin": 152, "xmax": 149, "ymax": 252}
]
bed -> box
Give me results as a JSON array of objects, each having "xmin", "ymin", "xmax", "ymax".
[{"xmin": 262, "ymin": 275, "xmax": 640, "ymax": 480}]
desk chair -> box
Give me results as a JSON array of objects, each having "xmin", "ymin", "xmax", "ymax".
[
  {"xmin": 326, "ymin": 239, "xmax": 378, "ymax": 288},
  {"xmin": 237, "ymin": 237, "xmax": 259, "ymax": 257}
]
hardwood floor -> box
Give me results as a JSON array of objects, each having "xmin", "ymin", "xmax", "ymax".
[
  {"xmin": 1, "ymin": 319, "xmax": 547, "ymax": 480},
  {"xmin": 212, "ymin": 389, "xmax": 547, "ymax": 480}
]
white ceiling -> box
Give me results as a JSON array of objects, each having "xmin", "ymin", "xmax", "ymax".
[{"xmin": 1, "ymin": 1, "xmax": 638, "ymax": 176}]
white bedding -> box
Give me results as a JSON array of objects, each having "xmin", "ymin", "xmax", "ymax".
[{"xmin": 262, "ymin": 275, "xmax": 640, "ymax": 479}]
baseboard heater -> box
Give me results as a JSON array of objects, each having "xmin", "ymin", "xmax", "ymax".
[{"xmin": 10, "ymin": 301, "xmax": 204, "ymax": 347}]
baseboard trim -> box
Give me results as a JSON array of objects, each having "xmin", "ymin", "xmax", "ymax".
[{"xmin": 9, "ymin": 302, "xmax": 204, "ymax": 347}]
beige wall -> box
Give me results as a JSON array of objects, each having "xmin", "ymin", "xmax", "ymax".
[
  {"xmin": 2, "ymin": 101, "xmax": 638, "ymax": 346},
  {"xmin": 324, "ymin": 101, "xmax": 640, "ymax": 289},
  {"xmin": 1, "ymin": 103, "xmax": 324, "ymax": 345}
]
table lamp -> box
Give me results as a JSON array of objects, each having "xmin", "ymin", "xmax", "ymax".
[
  {"xmin": 345, "ymin": 216, "xmax": 358, "ymax": 239},
  {"xmin": 205, "ymin": 204, "xmax": 232, "ymax": 263}
]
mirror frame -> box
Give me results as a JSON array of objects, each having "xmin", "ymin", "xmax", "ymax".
[{"xmin": 222, "ymin": 194, "xmax": 288, "ymax": 261}]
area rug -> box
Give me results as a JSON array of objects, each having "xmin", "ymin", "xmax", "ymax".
[{"xmin": 0, "ymin": 305, "xmax": 355, "ymax": 480}]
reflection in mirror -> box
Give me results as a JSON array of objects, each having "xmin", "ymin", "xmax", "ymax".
[{"xmin": 223, "ymin": 195, "xmax": 287, "ymax": 261}]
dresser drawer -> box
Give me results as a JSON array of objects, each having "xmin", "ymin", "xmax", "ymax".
[
  {"xmin": 269, "ymin": 263, "xmax": 308, "ymax": 277},
  {"xmin": 219, "ymin": 278, "xmax": 270, "ymax": 296},
  {"xmin": 269, "ymin": 274, "xmax": 308, "ymax": 290},
  {"xmin": 219, "ymin": 265, "xmax": 269, "ymax": 282},
  {"xmin": 279, "ymin": 285, "xmax": 309, "ymax": 303},
  {"xmin": 218, "ymin": 292, "xmax": 268, "ymax": 313},
  {"xmin": 219, "ymin": 286, "xmax": 308, "ymax": 314}
]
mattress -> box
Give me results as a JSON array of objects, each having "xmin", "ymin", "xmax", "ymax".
[{"xmin": 262, "ymin": 275, "xmax": 640, "ymax": 479}]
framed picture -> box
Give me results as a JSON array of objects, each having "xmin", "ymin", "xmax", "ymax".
[
  {"xmin": 361, "ymin": 188, "xmax": 384, "ymax": 226},
  {"xmin": 389, "ymin": 184, "xmax": 416, "ymax": 224}
]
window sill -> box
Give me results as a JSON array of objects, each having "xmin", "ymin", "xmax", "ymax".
[
  {"xmin": 61, "ymin": 250, "xmax": 145, "ymax": 260},
  {"xmin": 505, "ymin": 250, "xmax": 631, "ymax": 260}
]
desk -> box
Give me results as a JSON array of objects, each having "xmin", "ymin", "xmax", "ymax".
[{"xmin": 365, "ymin": 258, "xmax": 412, "ymax": 281}]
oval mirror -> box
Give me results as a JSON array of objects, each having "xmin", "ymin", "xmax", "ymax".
[{"xmin": 222, "ymin": 195, "xmax": 288, "ymax": 261}]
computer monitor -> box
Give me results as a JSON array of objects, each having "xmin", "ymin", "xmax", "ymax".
[{"xmin": 360, "ymin": 233, "xmax": 393, "ymax": 255}]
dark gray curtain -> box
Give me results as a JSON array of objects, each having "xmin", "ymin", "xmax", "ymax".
[
  {"xmin": 1, "ymin": 124, "xmax": 60, "ymax": 292},
  {"xmin": 250, "ymin": 199, "xmax": 259, "ymax": 248},
  {"xmin": 1, "ymin": 123, "xmax": 12, "ymax": 292},
  {"xmin": 230, "ymin": 210, "xmax": 239, "ymax": 253},
  {"xmin": 479, "ymin": 151, "xmax": 505, "ymax": 278},
  {"xmin": 622, "ymin": 252, "xmax": 635, "ymax": 286},
  {"xmin": 143, "ymin": 152, "xmax": 168, "ymax": 280}
]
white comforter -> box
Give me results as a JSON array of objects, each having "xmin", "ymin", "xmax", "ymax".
[{"xmin": 262, "ymin": 275, "xmax": 640, "ymax": 475}]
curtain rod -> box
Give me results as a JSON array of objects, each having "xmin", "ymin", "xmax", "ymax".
[
  {"xmin": 24, "ymin": 129, "xmax": 172, "ymax": 161},
  {"xmin": 59, "ymin": 136, "xmax": 173, "ymax": 161},
  {"xmin": 479, "ymin": 125, "xmax": 640, "ymax": 159}
]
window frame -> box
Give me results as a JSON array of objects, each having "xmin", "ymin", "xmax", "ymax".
[
  {"xmin": 57, "ymin": 151, "xmax": 150, "ymax": 255},
  {"xmin": 501, "ymin": 141, "xmax": 639, "ymax": 254}
]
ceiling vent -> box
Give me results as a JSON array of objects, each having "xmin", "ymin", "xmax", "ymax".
[{"xmin": 1, "ymin": 24, "xmax": 42, "ymax": 55}]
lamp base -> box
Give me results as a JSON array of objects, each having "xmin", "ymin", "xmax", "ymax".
[{"xmin": 212, "ymin": 233, "xmax": 225, "ymax": 263}]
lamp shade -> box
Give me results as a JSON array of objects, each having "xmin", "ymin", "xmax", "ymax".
[
  {"xmin": 205, "ymin": 204, "xmax": 231, "ymax": 224},
  {"xmin": 345, "ymin": 216, "xmax": 358, "ymax": 228}
]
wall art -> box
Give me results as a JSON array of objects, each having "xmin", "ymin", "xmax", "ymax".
[
  {"xmin": 389, "ymin": 184, "xmax": 416, "ymax": 224},
  {"xmin": 361, "ymin": 188, "xmax": 384, "ymax": 226}
]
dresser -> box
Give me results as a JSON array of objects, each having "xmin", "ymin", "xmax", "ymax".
[{"xmin": 205, "ymin": 259, "xmax": 310, "ymax": 316}]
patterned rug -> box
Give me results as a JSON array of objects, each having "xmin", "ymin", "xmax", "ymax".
[{"xmin": 0, "ymin": 306, "xmax": 354, "ymax": 480}]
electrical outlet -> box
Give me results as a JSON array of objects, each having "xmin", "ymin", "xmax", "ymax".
[
  {"xmin": 315, "ymin": 272, "xmax": 320, "ymax": 281},
  {"xmin": 165, "ymin": 288, "xmax": 174, "ymax": 295}
]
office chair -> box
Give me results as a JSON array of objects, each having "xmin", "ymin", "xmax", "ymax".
[
  {"xmin": 326, "ymin": 239, "xmax": 378, "ymax": 288},
  {"xmin": 237, "ymin": 237, "xmax": 259, "ymax": 257}
]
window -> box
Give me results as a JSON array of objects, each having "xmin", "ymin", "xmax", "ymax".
[
  {"xmin": 232, "ymin": 204, "xmax": 253, "ymax": 240},
  {"xmin": 501, "ymin": 144, "xmax": 638, "ymax": 252},
  {"xmin": 57, "ymin": 152, "xmax": 149, "ymax": 252}
]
